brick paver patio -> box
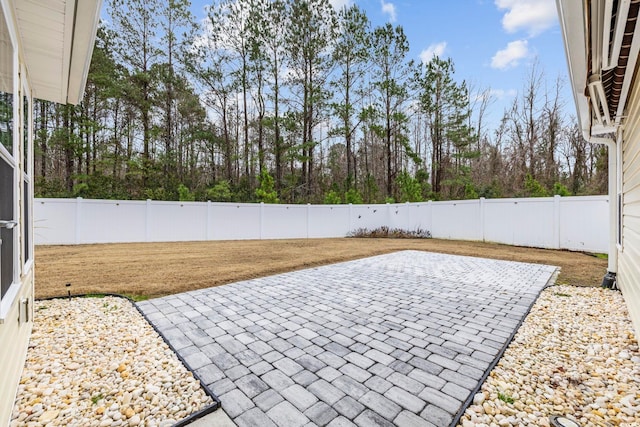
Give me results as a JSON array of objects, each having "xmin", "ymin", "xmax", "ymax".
[{"xmin": 138, "ymin": 250, "xmax": 557, "ymax": 427}]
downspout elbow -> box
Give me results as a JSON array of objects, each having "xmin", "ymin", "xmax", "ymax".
[{"xmin": 581, "ymin": 128, "xmax": 614, "ymax": 146}]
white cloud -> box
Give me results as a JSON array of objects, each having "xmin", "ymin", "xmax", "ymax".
[
  {"xmin": 489, "ymin": 88, "xmax": 518, "ymax": 99},
  {"xmin": 329, "ymin": 0, "xmax": 353, "ymax": 10},
  {"xmin": 495, "ymin": 0, "xmax": 557, "ymax": 36},
  {"xmin": 491, "ymin": 39, "xmax": 529, "ymax": 69},
  {"xmin": 381, "ymin": 0, "xmax": 397, "ymax": 22},
  {"xmin": 419, "ymin": 42, "xmax": 447, "ymax": 63}
]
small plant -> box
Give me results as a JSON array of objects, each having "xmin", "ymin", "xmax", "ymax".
[
  {"xmin": 498, "ymin": 392, "xmax": 515, "ymax": 404},
  {"xmin": 37, "ymin": 305, "xmax": 48, "ymax": 311},
  {"xmin": 91, "ymin": 393, "xmax": 104, "ymax": 405},
  {"xmin": 554, "ymin": 292, "xmax": 572, "ymax": 297}
]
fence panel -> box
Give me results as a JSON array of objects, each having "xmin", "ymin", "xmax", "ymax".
[
  {"xmin": 79, "ymin": 200, "xmax": 146, "ymax": 243},
  {"xmin": 262, "ymin": 204, "xmax": 307, "ymax": 239},
  {"xmin": 34, "ymin": 199, "xmax": 77, "ymax": 245},
  {"xmin": 308, "ymin": 205, "xmax": 350, "ymax": 238},
  {"xmin": 431, "ymin": 200, "xmax": 482, "ymax": 240},
  {"xmin": 407, "ymin": 203, "xmax": 430, "ymax": 231},
  {"xmin": 482, "ymin": 197, "xmax": 557, "ymax": 248},
  {"xmin": 33, "ymin": 196, "xmax": 610, "ymax": 253},
  {"xmin": 560, "ymin": 196, "xmax": 609, "ymax": 252},
  {"xmin": 209, "ymin": 203, "xmax": 260, "ymax": 240},
  {"xmin": 511, "ymin": 198, "xmax": 556, "ymax": 248},
  {"xmin": 147, "ymin": 201, "xmax": 207, "ymax": 242},
  {"xmin": 350, "ymin": 204, "xmax": 389, "ymax": 231}
]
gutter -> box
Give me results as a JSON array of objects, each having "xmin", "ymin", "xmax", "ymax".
[{"xmin": 581, "ymin": 129, "xmax": 618, "ymax": 289}]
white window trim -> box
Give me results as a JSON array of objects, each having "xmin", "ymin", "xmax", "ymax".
[
  {"xmin": 20, "ymin": 67, "xmax": 32, "ymax": 274},
  {"xmin": 0, "ymin": 0, "xmax": 21, "ymax": 322},
  {"xmin": 617, "ymin": 130, "xmax": 623, "ymax": 251}
]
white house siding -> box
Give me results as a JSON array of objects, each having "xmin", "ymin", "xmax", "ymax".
[
  {"xmin": 0, "ymin": 270, "xmax": 32, "ymax": 425},
  {"xmin": 620, "ymin": 73, "xmax": 640, "ymax": 336}
]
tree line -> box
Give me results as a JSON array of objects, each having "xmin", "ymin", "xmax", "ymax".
[{"xmin": 33, "ymin": 0, "xmax": 608, "ymax": 203}]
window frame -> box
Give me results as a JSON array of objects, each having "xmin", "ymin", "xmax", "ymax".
[
  {"xmin": 0, "ymin": 0, "xmax": 22, "ymax": 321},
  {"xmin": 20, "ymin": 72, "xmax": 32, "ymax": 274},
  {"xmin": 617, "ymin": 131, "xmax": 623, "ymax": 251}
]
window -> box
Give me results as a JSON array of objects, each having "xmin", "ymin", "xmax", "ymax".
[
  {"xmin": 0, "ymin": 2, "xmax": 15, "ymax": 302},
  {"xmin": 21, "ymin": 83, "xmax": 31, "ymax": 270},
  {"xmin": 0, "ymin": 1, "xmax": 20, "ymax": 321}
]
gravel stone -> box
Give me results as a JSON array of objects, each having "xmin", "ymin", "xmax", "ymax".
[
  {"xmin": 456, "ymin": 285, "xmax": 640, "ymax": 427},
  {"xmin": 11, "ymin": 297, "xmax": 213, "ymax": 427}
]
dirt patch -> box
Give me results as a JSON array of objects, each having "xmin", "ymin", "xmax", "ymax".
[{"xmin": 34, "ymin": 238, "xmax": 607, "ymax": 299}]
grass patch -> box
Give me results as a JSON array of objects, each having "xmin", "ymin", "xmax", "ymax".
[
  {"xmin": 588, "ymin": 253, "xmax": 608, "ymax": 260},
  {"xmin": 83, "ymin": 293, "xmax": 107, "ymax": 298},
  {"xmin": 348, "ymin": 226, "xmax": 432, "ymax": 239},
  {"xmin": 81, "ymin": 293, "xmax": 147, "ymax": 302},
  {"xmin": 34, "ymin": 238, "xmax": 608, "ymax": 299},
  {"xmin": 91, "ymin": 393, "xmax": 104, "ymax": 405},
  {"xmin": 498, "ymin": 392, "xmax": 515, "ymax": 404}
]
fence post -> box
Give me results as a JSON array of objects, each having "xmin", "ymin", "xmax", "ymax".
[
  {"xmin": 405, "ymin": 202, "xmax": 410, "ymax": 230},
  {"xmin": 348, "ymin": 203, "xmax": 353, "ymax": 233},
  {"xmin": 75, "ymin": 197, "xmax": 82, "ymax": 244},
  {"xmin": 306, "ymin": 203, "xmax": 311, "ymax": 238},
  {"xmin": 259, "ymin": 202, "xmax": 264, "ymax": 239},
  {"xmin": 206, "ymin": 201, "xmax": 212, "ymax": 240},
  {"xmin": 479, "ymin": 197, "xmax": 485, "ymax": 242},
  {"xmin": 145, "ymin": 199, "xmax": 151, "ymax": 242},
  {"xmin": 387, "ymin": 203, "xmax": 391, "ymax": 228},
  {"xmin": 554, "ymin": 195, "xmax": 561, "ymax": 249},
  {"xmin": 427, "ymin": 200, "xmax": 433, "ymax": 237}
]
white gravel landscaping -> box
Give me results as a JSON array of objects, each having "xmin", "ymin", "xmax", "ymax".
[
  {"xmin": 9, "ymin": 284, "xmax": 640, "ymax": 427},
  {"xmin": 10, "ymin": 296, "xmax": 213, "ymax": 427},
  {"xmin": 457, "ymin": 285, "xmax": 640, "ymax": 427}
]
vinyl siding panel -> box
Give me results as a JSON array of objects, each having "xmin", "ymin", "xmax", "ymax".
[
  {"xmin": 0, "ymin": 271, "xmax": 33, "ymax": 425},
  {"xmin": 621, "ymin": 74, "xmax": 640, "ymax": 337}
]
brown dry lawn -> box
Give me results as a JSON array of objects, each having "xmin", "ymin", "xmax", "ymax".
[{"xmin": 34, "ymin": 238, "xmax": 607, "ymax": 300}]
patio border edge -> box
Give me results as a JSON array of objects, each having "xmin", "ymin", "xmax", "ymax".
[{"xmin": 448, "ymin": 267, "xmax": 561, "ymax": 427}]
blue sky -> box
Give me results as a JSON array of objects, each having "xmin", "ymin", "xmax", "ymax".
[
  {"xmin": 184, "ymin": 0, "xmax": 570, "ymax": 131},
  {"xmin": 351, "ymin": 0, "xmax": 571, "ymax": 127}
]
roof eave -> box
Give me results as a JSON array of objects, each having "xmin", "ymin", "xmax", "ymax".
[
  {"xmin": 66, "ymin": 0, "xmax": 102, "ymax": 105},
  {"xmin": 556, "ymin": 0, "xmax": 593, "ymax": 137},
  {"xmin": 17, "ymin": 0, "xmax": 102, "ymax": 105}
]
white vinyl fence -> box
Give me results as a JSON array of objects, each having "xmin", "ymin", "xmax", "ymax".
[{"xmin": 33, "ymin": 195, "xmax": 609, "ymax": 253}]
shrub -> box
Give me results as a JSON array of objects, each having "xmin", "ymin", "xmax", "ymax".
[
  {"xmin": 255, "ymin": 170, "xmax": 279, "ymax": 203},
  {"xmin": 324, "ymin": 190, "xmax": 342, "ymax": 204},
  {"xmin": 347, "ymin": 226, "xmax": 432, "ymax": 239},
  {"xmin": 178, "ymin": 184, "xmax": 195, "ymax": 201},
  {"xmin": 553, "ymin": 182, "xmax": 571, "ymax": 196},
  {"xmin": 207, "ymin": 180, "xmax": 233, "ymax": 202},
  {"xmin": 344, "ymin": 188, "xmax": 363, "ymax": 204},
  {"xmin": 396, "ymin": 171, "xmax": 422, "ymax": 202},
  {"xmin": 524, "ymin": 173, "xmax": 548, "ymax": 197}
]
